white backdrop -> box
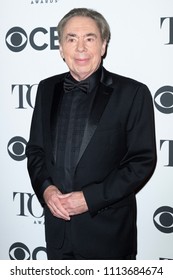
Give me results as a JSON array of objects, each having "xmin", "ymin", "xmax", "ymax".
[{"xmin": 1, "ymin": 0, "xmax": 173, "ymax": 260}]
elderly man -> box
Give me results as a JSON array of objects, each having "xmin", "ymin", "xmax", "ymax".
[{"xmin": 26, "ymin": 8, "xmax": 156, "ymax": 260}]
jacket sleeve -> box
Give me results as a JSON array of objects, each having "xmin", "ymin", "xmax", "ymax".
[
  {"xmin": 25, "ymin": 81, "xmax": 52, "ymax": 204},
  {"xmin": 83, "ymin": 84, "xmax": 157, "ymax": 216}
]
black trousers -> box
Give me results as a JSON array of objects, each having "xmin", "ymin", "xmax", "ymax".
[{"xmin": 46, "ymin": 222, "xmax": 136, "ymax": 260}]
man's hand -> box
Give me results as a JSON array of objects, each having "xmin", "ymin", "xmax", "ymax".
[
  {"xmin": 59, "ymin": 191, "xmax": 88, "ymax": 216},
  {"xmin": 43, "ymin": 185, "xmax": 71, "ymax": 220},
  {"xmin": 43, "ymin": 186, "xmax": 88, "ymax": 220}
]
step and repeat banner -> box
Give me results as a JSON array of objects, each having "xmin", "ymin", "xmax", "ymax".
[{"xmin": 1, "ymin": 0, "xmax": 173, "ymax": 260}]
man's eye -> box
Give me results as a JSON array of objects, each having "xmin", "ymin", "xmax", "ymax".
[
  {"xmin": 86, "ymin": 37, "xmax": 94, "ymax": 42},
  {"xmin": 67, "ymin": 38, "xmax": 76, "ymax": 43}
]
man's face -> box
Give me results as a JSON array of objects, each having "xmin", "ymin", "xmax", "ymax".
[{"xmin": 59, "ymin": 16, "xmax": 107, "ymax": 81}]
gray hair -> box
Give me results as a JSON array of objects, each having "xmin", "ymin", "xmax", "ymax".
[{"xmin": 57, "ymin": 8, "xmax": 111, "ymax": 44}]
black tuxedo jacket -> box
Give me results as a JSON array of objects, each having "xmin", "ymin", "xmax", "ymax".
[{"xmin": 26, "ymin": 67, "xmax": 156, "ymax": 259}]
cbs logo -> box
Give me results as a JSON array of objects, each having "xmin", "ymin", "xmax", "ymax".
[
  {"xmin": 153, "ymin": 206, "xmax": 173, "ymax": 233},
  {"xmin": 154, "ymin": 86, "xmax": 173, "ymax": 114},
  {"xmin": 9, "ymin": 242, "xmax": 47, "ymax": 260},
  {"xmin": 5, "ymin": 26, "xmax": 58, "ymax": 52},
  {"xmin": 7, "ymin": 136, "xmax": 27, "ymax": 161}
]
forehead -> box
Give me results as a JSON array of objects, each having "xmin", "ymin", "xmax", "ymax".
[{"xmin": 63, "ymin": 16, "xmax": 100, "ymax": 35}]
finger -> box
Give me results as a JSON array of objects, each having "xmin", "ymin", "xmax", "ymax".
[
  {"xmin": 54, "ymin": 203, "xmax": 71, "ymax": 220},
  {"xmin": 58, "ymin": 193, "xmax": 72, "ymax": 199},
  {"xmin": 47, "ymin": 201, "xmax": 70, "ymax": 220}
]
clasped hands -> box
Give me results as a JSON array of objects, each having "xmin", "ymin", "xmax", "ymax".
[{"xmin": 43, "ymin": 185, "xmax": 88, "ymax": 220}]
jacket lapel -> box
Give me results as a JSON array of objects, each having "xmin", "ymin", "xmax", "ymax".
[
  {"xmin": 50, "ymin": 81, "xmax": 64, "ymax": 163},
  {"xmin": 76, "ymin": 68, "xmax": 113, "ymax": 166}
]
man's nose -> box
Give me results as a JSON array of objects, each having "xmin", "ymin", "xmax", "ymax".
[{"xmin": 76, "ymin": 38, "xmax": 86, "ymax": 52}]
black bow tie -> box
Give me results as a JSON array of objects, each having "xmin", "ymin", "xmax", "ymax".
[{"xmin": 64, "ymin": 77, "xmax": 89, "ymax": 94}]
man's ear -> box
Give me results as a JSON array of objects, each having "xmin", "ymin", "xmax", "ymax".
[
  {"xmin": 101, "ymin": 40, "xmax": 109, "ymax": 59},
  {"xmin": 101, "ymin": 40, "xmax": 107, "ymax": 57},
  {"xmin": 59, "ymin": 45, "xmax": 64, "ymax": 59}
]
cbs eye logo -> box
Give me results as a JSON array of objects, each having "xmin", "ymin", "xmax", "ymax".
[
  {"xmin": 7, "ymin": 136, "xmax": 27, "ymax": 161},
  {"xmin": 154, "ymin": 86, "xmax": 173, "ymax": 114},
  {"xmin": 153, "ymin": 206, "xmax": 173, "ymax": 233},
  {"xmin": 9, "ymin": 242, "xmax": 47, "ymax": 260},
  {"xmin": 6, "ymin": 27, "xmax": 28, "ymax": 52}
]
